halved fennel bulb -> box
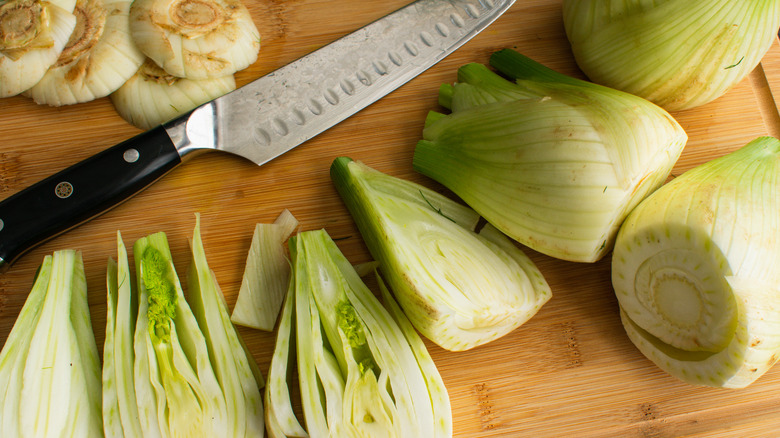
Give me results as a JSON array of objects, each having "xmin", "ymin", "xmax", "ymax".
[
  {"xmin": 111, "ymin": 58, "xmax": 235, "ymax": 129},
  {"xmin": 0, "ymin": 0, "xmax": 77, "ymax": 97},
  {"xmin": 331, "ymin": 157, "xmax": 551, "ymax": 351},
  {"xmin": 25, "ymin": 0, "xmax": 144, "ymax": 105},
  {"xmin": 129, "ymin": 0, "xmax": 259, "ymax": 79},
  {"xmin": 612, "ymin": 136, "xmax": 780, "ymax": 388},
  {"xmin": 562, "ymin": 0, "xmax": 780, "ymax": 111},
  {"xmin": 413, "ymin": 49, "xmax": 688, "ymax": 263}
]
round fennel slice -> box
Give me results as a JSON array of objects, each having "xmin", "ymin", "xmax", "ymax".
[
  {"xmin": 25, "ymin": 0, "xmax": 145, "ymax": 105},
  {"xmin": 0, "ymin": 0, "xmax": 77, "ymax": 97},
  {"xmin": 129, "ymin": 0, "xmax": 259, "ymax": 80},
  {"xmin": 110, "ymin": 58, "xmax": 235, "ymax": 130}
]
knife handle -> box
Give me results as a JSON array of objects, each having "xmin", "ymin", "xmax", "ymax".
[{"xmin": 0, "ymin": 125, "xmax": 181, "ymax": 270}]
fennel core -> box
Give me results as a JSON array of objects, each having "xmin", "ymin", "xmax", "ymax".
[
  {"xmin": 0, "ymin": 0, "xmax": 46, "ymax": 57},
  {"xmin": 141, "ymin": 245, "xmax": 177, "ymax": 343}
]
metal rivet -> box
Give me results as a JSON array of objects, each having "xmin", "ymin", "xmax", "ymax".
[
  {"xmin": 123, "ymin": 148, "xmax": 140, "ymax": 163},
  {"xmin": 55, "ymin": 181, "xmax": 74, "ymax": 199}
]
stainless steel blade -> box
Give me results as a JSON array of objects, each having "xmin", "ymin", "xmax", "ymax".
[{"xmin": 165, "ymin": 0, "xmax": 515, "ymax": 163}]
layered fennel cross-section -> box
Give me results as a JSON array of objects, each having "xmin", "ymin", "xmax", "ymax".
[{"xmin": 612, "ymin": 137, "xmax": 780, "ymax": 388}]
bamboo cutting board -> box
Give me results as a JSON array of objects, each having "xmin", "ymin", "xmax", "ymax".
[{"xmin": 2, "ymin": 1, "xmax": 780, "ymax": 436}]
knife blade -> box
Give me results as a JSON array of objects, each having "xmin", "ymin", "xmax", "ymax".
[{"xmin": 0, "ymin": 0, "xmax": 515, "ymax": 270}]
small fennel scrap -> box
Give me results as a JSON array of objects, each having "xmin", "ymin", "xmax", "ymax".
[{"xmin": 231, "ymin": 209, "xmax": 299, "ymax": 331}]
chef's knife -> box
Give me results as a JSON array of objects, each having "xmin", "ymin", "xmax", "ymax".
[{"xmin": 0, "ymin": 0, "xmax": 514, "ymax": 270}]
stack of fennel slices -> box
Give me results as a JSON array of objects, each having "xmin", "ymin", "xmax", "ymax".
[{"xmin": 0, "ymin": 0, "xmax": 259, "ymax": 129}]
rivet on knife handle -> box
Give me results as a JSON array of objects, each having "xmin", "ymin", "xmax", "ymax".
[{"xmin": 0, "ymin": 126, "xmax": 180, "ymax": 270}]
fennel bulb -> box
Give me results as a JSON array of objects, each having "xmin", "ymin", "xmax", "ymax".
[
  {"xmin": 265, "ymin": 229, "xmax": 452, "ymax": 437},
  {"xmin": 413, "ymin": 49, "xmax": 688, "ymax": 263},
  {"xmin": 0, "ymin": 250, "xmax": 102, "ymax": 438},
  {"xmin": 331, "ymin": 157, "xmax": 552, "ymax": 351},
  {"xmin": 0, "ymin": 0, "xmax": 77, "ymax": 97},
  {"xmin": 231, "ymin": 209, "xmax": 299, "ymax": 331},
  {"xmin": 25, "ymin": 0, "xmax": 145, "ymax": 105},
  {"xmin": 612, "ymin": 136, "xmax": 780, "ymax": 388},
  {"xmin": 562, "ymin": 0, "xmax": 780, "ymax": 111},
  {"xmin": 129, "ymin": 0, "xmax": 259, "ymax": 79},
  {"xmin": 110, "ymin": 58, "xmax": 236, "ymax": 130}
]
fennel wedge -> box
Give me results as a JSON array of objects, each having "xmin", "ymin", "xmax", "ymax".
[
  {"xmin": 612, "ymin": 136, "xmax": 780, "ymax": 388},
  {"xmin": 0, "ymin": 0, "xmax": 77, "ymax": 97},
  {"xmin": 331, "ymin": 157, "xmax": 551, "ymax": 351},
  {"xmin": 413, "ymin": 49, "xmax": 687, "ymax": 263},
  {"xmin": 25, "ymin": 0, "xmax": 144, "ymax": 105},
  {"xmin": 0, "ymin": 250, "xmax": 102, "ymax": 437},
  {"xmin": 264, "ymin": 229, "xmax": 452, "ymax": 437},
  {"xmin": 129, "ymin": 0, "xmax": 259, "ymax": 79},
  {"xmin": 132, "ymin": 231, "xmax": 228, "ymax": 436}
]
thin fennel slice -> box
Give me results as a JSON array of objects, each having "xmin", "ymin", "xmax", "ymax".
[
  {"xmin": 264, "ymin": 278, "xmax": 308, "ymax": 438},
  {"xmin": 612, "ymin": 136, "xmax": 780, "ymax": 388},
  {"xmin": 0, "ymin": 0, "xmax": 77, "ymax": 97},
  {"xmin": 231, "ymin": 209, "xmax": 299, "ymax": 331},
  {"xmin": 0, "ymin": 255, "xmax": 52, "ymax": 437},
  {"xmin": 129, "ymin": 0, "xmax": 259, "ymax": 79},
  {"xmin": 26, "ymin": 0, "xmax": 144, "ymax": 105},
  {"xmin": 187, "ymin": 213, "xmax": 265, "ymax": 437},
  {"xmin": 102, "ymin": 231, "xmax": 143, "ymax": 437},
  {"xmin": 111, "ymin": 58, "xmax": 235, "ymax": 130}
]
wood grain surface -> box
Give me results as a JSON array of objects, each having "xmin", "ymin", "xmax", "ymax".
[{"xmin": 2, "ymin": 1, "xmax": 780, "ymax": 437}]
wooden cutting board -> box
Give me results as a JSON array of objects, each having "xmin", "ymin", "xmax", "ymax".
[{"xmin": 2, "ymin": 1, "xmax": 780, "ymax": 436}]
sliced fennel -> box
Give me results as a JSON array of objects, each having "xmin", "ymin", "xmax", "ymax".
[
  {"xmin": 331, "ymin": 157, "xmax": 552, "ymax": 351},
  {"xmin": 111, "ymin": 58, "xmax": 236, "ymax": 130},
  {"xmin": 186, "ymin": 213, "xmax": 265, "ymax": 437},
  {"xmin": 132, "ymin": 231, "xmax": 228, "ymax": 436},
  {"xmin": 0, "ymin": 0, "xmax": 77, "ymax": 97},
  {"xmin": 413, "ymin": 49, "xmax": 688, "ymax": 263},
  {"xmin": 267, "ymin": 229, "xmax": 452, "ymax": 437},
  {"xmin": 264, "ymin": 277, "xmax": 308, "ymax": 438},
  {"xmin": 0, "ymin": 250, "xmax": 102, "ymax": 437},
  {"xmin": 129, "ymin": 0, "xmax": 259, "ymax": 79},
  {"xmin": 103, "ymin": 232, "xmax": 143, "ymax": 437},
  {"xmin": 231, "ymin": 209, "xmax": 299, "ymax": 331},
  {"xmin": 612, "ymin": 136, "xmax": 780, "ymax": 388},
  {"xmin": 25, "ymin": 0, "xmax": 145, "ymax": 105},
  {"xmin": 562, "ymin": 0, "xmax": 780, "ymax": 111}
]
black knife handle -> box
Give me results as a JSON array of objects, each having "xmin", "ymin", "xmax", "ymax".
[{"xmin": 0, "ymin": 125, "xmax": 182, "ymax": 270}]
